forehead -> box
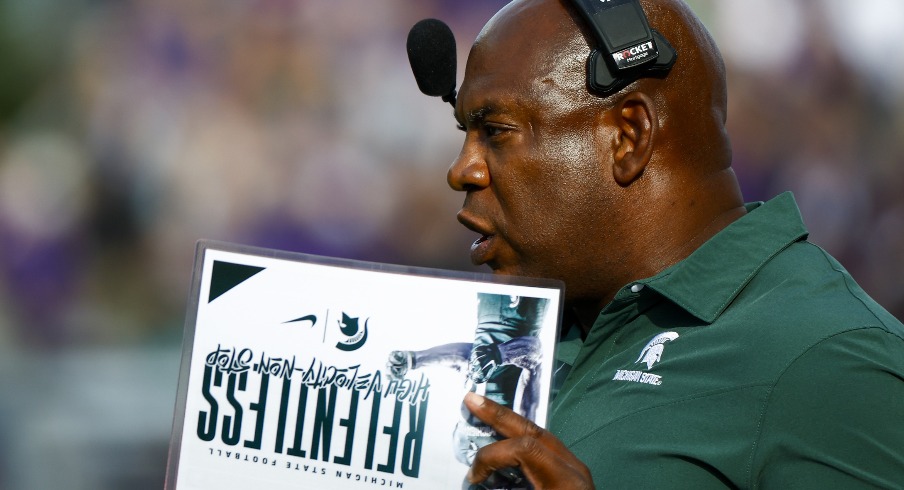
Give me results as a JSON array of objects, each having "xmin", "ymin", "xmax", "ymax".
[{"xmin": 457, "ymin": 0, "xmax": 590, "ymax": 115}]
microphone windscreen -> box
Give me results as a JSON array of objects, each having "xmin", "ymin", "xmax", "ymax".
[{"xmin": 407, "ymin": 19, "xmax": 457, "ymax": 98}]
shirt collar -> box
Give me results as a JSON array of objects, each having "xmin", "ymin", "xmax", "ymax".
[{"xmin": 641, "ymin": 191, "xmax": 808, "ymax": 324}]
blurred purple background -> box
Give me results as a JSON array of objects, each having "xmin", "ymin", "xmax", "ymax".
[{"xmin": 0, "ymin": 0, "xmax": 901, "ymax": 488}]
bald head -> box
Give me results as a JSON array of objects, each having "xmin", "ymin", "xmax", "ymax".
[{"xmin": 470, "ymin": 0, "xmax": 731, "ymax": 169}]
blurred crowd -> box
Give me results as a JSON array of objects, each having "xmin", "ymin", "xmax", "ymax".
[{"xmin": 0, "ymin": 0, "xmax": 901, "ymax": 488}]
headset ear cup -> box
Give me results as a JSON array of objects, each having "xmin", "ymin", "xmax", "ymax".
[
  {"xmin": 573, "ymin": 0, "xmax": 677, "ymax": 97},
  {"xmin": 586, "ymin": 35, "xmax": 677, "ymax": 96}
]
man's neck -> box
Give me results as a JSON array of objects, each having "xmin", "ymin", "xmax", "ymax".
[{"xmin": 569, "ymin": 202, "xmax": 749, "ymax": 338}]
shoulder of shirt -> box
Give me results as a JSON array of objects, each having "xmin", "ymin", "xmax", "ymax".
[{"xmin": 739, "ymin": 238, "xmax": 903, "ymax": 338}]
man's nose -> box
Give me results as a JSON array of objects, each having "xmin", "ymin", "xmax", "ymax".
[{"xmin": 447, "ymin": 140, "xmax": 490, "ymax": 191}]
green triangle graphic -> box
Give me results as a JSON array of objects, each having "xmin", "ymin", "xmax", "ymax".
[{"xmin": 208, "ymin": 261, "xmax": 265, "ymax": 303}]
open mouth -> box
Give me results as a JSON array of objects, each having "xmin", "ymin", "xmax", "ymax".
[
  {"xmin": 469, "ymin": 234, "xmax": 494, "ymax": 265},
  {"xmin": 456, "ymin": 211, "xmax": 496, "ymax": 266}
]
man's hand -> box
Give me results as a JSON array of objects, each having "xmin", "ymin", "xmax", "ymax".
[{"xmin": 463, "ymin": 392, "xmax": 595, "ymax": 490}]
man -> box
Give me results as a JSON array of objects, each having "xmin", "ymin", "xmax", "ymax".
[{"xmin": 440, "ymin": 0, "xmax": 904, "ymax": 488}]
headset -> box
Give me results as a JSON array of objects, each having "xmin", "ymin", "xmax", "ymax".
[{"xmin": 570, "ymin": 0, "xmax": 677, "ymax": 95}]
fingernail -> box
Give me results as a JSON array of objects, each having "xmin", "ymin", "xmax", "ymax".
[{"xmin": 464, "ymin": 391, "xmax": 484, "ymax": 405}]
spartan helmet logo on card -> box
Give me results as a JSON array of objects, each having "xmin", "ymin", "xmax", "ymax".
[{"xmin": 635, "ymin": 332, "xmax": 680, "ymax": 370}]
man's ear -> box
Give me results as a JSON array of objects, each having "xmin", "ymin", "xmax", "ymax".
[{"xmin": 612, "ymin": 92, "xmax": 656, "ymax": 186}]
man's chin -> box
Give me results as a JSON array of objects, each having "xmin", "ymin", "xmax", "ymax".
[{"xmin": 488, "ymin": 263, "xmax": 529, "ymax": 278}]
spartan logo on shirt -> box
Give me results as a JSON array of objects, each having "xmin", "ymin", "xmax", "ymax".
[
  {"xmin": 635, "ymin": 331, "xmax": 680, "ymax": 369},
  {"xmin": 613, "ymin": 332, "xmax": 680, "ymax": 386}
]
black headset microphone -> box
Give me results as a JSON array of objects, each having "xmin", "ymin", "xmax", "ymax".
[
  {"xmin": 406, "ymin": 0, "xmax": 677, "ymax": 108},
  {"xmin": 406, "ymin": 18, "xmax": 458, "ymax": 108}
]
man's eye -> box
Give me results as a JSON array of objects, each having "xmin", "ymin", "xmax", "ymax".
[{"xmin": 484, "ymin": 125, "xmax": 504, "ymax": 138}]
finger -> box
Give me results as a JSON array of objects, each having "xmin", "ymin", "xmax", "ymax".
[
  {"xmin": 464, "ymin": 432, "xmax": 549, "ymax": 483},
  {"xmin": 467, "ymin": 437, "xmax": 592, "ymax": 489},
  {"xmin": 463, "ymin": 392, "xmax": 545, "ymax": 440},
  {"xmin": 463, "ymin": 393, "xmax": 594, "ymax": 488}
]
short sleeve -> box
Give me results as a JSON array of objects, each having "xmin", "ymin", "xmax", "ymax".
[{"xmin": 751, "ymin": 327, "xmax": 904, "ymax": 488}]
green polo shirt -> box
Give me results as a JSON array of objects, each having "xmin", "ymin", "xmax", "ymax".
[{"xmin": 549, "ymin": 192, "xmax": 904, "ymax": 488}]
